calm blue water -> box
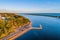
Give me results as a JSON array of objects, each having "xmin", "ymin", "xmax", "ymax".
[{"xmin": 16, "ymin": 14, "xmax": 60, "ymax": 40}]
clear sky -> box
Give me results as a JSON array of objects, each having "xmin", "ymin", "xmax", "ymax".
[{"xmin": 0, "ymin": 0, "xmax": 60, "ymax": 13}]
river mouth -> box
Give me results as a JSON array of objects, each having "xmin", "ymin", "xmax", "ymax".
[{"xmin": 16, "ymin": 14, "xmax": 60, "ymax": 40}]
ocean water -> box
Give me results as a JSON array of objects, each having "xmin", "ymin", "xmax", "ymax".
[{"xmin": 16, "ymin": 13, "xmax": 60, "ymax": 40}]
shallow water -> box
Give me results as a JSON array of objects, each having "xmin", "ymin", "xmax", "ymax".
[{"xmin": 16, "ymin": 14, "xmax": 60, "ymax": 40}]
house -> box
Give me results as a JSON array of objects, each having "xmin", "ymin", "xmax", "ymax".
[{"xmin": 0, "ymin": 15, "xmax": 5, "ymax": 20}]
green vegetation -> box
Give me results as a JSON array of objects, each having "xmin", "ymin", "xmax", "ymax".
[{"xmin": 0, "ymin": 13, "xmax": 30, "ymax": 38}]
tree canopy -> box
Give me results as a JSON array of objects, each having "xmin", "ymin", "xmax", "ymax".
[{"xmin": 0, "ymin": 13, "xmax": 30, "ymax": 38}]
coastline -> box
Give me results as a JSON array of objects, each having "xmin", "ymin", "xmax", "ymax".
[
  {"xmin": 0, "ymin": 13, "xmax": 32, "ymax": 40},
  {"xmin": 8, "ymin": 23, "xmax": 32, "ymax": 40},
  {"xmin": 9, "ymin": 25, "xmax": 32, "ymax": 40}
]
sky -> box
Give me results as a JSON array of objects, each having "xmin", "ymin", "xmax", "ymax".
[{"xmin": 0, "ymin": 0, "xmax": 60, "ymax": 13}]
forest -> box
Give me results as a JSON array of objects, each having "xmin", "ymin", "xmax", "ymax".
[{"xmin": 0, "ymin": 13, "xmax": 30, "ymax": 38}]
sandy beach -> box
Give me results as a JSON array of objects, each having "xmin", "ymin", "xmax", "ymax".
[
  {"xmin": 8, "ymin": 26, "xmax": 32, "ymax": 40},
  {"xmin": 8, "ymin": 22, "xmax": 32, "ymax": 40}
]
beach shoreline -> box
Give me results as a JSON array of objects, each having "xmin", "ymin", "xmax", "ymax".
[
  {"xmin": 0, "ymin": 22, "xmax": 32, "ymax": 40},
  {"xmin": 8, "ymin": 22, "xmax": 32, "ymax": 40}
]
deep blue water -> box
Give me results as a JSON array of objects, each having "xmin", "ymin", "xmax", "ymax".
[{"xmin": 16, "ymin": 14, "xmax": 60, "ymax": 40}]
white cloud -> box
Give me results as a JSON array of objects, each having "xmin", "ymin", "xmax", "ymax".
[{"xmin": 0, "ymin": 8, "xmax": 60, "ymax": 13}]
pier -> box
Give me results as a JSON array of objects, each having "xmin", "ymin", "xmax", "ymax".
[
  {"xmin": 32, "ymin": 27, "xmax": 42, "ymax": 30},
  {"xmin": 32, "ymin": 24, "xmax": 43, "ymax": 30},
  {"xmin": 0, "ymin": 22, "xmax": 43, "ymax": 40}
]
